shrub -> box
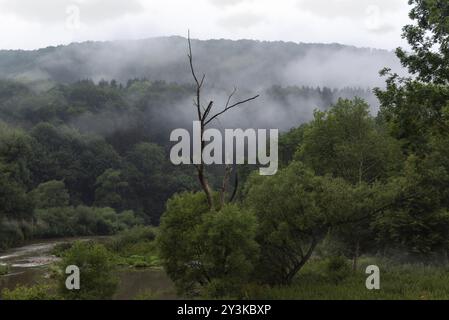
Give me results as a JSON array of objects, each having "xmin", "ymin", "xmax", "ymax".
[
  {"xmin": 0, "ymin": 264, "xmax": 9, "ymax": 275},
  {"xmin": 1, "ymin": 285, "xmax": 57, "ymax": 300},
  {"xmin": 51, "ymin": 242, "xmax": 74, "ymax": 257},
  {"xmin": 58, "ymin": 241, "xmax": 118, "ymax": 300},
  {"xmin": 34, "ymin": 206, "xmax": 143, "ymax": 238},
  {"xmin": 325, "ymin": 256, "xmax": 351, "ymax": 284},
  {"xmin": 0, "ymin": 219, "xmax": 26, "ymax": 250},
  {"xmin": 107, "ymin": 226, "xmax": 157, "ymax": 252},
  {"xmin": 158, "ymin": 192, "xmax": 259, "ymax": 297}
]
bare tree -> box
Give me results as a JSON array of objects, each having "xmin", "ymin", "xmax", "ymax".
[{"xmin": 187, "ymin": 31, "xmax": 259, "ymax": 210}]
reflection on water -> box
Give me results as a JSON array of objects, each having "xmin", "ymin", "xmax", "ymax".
[
  {"xmin": 0, "ymin": 238, "xmax": 176, "ymax": 300},
  {"xmin": 0, "ymin": 240, "xmax": 64, "ymax": 292}
]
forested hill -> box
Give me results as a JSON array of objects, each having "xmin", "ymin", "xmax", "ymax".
[{"xmin": 0, "ymin": 36, "xmax": 403, "ymax": 89}]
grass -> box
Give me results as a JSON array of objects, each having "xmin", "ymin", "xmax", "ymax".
[
  {"xmin": 106, "ymin": 227, "xmax": 162, "ymax": 269},
  {"xmin": 245, "ymin": 257, "xmax": 449, "ymax": 300},
  {"xmin": 0, "ymin": 264, "xmax": 9, "ymax": 276},
  {"xmin": 50, "ymin": 227, "xmax": 162, "ymax": 270}
]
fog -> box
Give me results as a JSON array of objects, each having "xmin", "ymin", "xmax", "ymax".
[
  {"xmin": 1, "ymin": 37, "xmax": 406, "ymax": 90},
  {"xmin": 0, "ymin": 36, "xmax": 407, "ymax": 134}
]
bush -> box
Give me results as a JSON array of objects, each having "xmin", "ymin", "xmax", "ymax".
[
  {"xmin": 158, "ymin": 192, "xmax": 259, "ymax": 297},
  {"xmin": 34, "ymin": 206, "xmax": 143, "ymax": 238},
  {"xmin": 1, "ymin": 285, "xmax": 57, "ymax": 300},
  {"xmin": 0, "ymin": 264, "xmax": 9, "ymax": 275},
  {"xmin": 51, "ymin": 242, "xmax": 74, "ymax": 257},
  {"xmin": 0, "ymin": 219, "xmax": 26, "ymax": 250},
  {"xmin": 31, "ymin": 180, "xmax": 69, "ymax": 209},
  {"xmin": 107, "ymin": 226, "xmax": 156, "ymax": 252},
  {"xmin": 58, "ymin": 241, "xmax": 118, "ymax": 300},
  {"xmin": 325, "ymin": 256, "xmax": 351, "ymax": 284}
]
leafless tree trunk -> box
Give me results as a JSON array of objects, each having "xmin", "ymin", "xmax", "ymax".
[{"xmin": 187, "ymin": 32, "xmax": 259, "ymax": 210}]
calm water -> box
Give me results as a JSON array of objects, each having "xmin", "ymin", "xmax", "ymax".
[{"xmin": 0, "ymin": 238, "xmax": 176, "ymax": 300}]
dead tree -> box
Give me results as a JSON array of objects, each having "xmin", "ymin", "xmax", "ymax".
[{"xmin": 187, "ymin": 32, "xmax": 259, "ymax": 210}]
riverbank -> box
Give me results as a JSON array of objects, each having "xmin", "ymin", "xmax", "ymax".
[{"xmin": 0, "ymin": 231, "xmax": 177, "ymax": 300}]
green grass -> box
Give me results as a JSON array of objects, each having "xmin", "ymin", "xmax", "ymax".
[
  {"xmin": 1, "ymin": 284, "xmax": 58, "ymax": 300},
  {"xmin": 245, "ymin": 257, "xmax": 449, "ymax": 300},
  {"xmin": 106, "ymin": 227, "xmax": 162, "ymax": 269},
  {"xmin": 0, "ymin": 264, "xmax": 9, "ymax": 276}
]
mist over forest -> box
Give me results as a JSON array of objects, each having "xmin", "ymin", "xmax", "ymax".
[
  {"xmin": 0, "ymin": 36, "xmax": 405, "ymax": 131},
  {"xmin": 5, "ymin": 0, "xmax": 449, "ymax": 301}
]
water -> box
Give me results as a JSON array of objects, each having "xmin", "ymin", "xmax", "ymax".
[{"xmin": 0, "ymin": 238, "xmax": 176, "ymax": 300}]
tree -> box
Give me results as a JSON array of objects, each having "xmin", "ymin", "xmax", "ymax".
[
  {"xmin": 158, "ymin": 192, "xmax": 259, "ymax": 297},
  {"xmin": 31, "ymin": 180, "xmax": 70, "ymax": 209},
  {"xmin": 0, "ymin": 163, "xmax": 33, "ymax": 220},
  {"xmin": 94, "ymin": 169, "xmax": 128, "ymax": 210},
  {"xmin": 244, "ymin": 161, "xmax": 353, "ymax": 285},
  {"xmin": 296, "ymin": 98, "xmax": 404, "ymax": 270},
  {"xmin": 373, "ymin": 151, "xmax": 449, "ymax": 260},
  {"xmin": 185, "ymin": 32, "xmax": 259, "ymax": 210},
  {"xmin": 376, "ymin": 0, "xmax": 449, "ymax": 151},
  {"xmin": 374, "ymin": 0, "xmax": 449, "ymax": 260},
  {"xmin": 124, "ymin": 142, "xmax": 169, "ymax": 223},
  {"xmin": 396, "ymin": 0, "xmax": 449, "ymax": 85}
]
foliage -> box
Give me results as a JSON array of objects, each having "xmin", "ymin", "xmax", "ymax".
[
  {"xmin": 245, "ymin": 257, "xmax": 449, "ymax": 300},
  {"xmin": 373, "ymin": 0, "xmax": 449, "ymax": 259},
  {"xmin": 1, "ymin": 284, "xmax": 57, "ymax": 300},
  {"xmin": 158, "ymin": 192, "xmax": 259, "ymax": 297},
  {"xmin": 325, "ymin": 256, "xmax": 351, "ymax": 284},
  {"xmin": 106, "ymin": 226, "xmax": 160, "ymax": 268},
  {"xmin": 34, "ymin": 206, "xmax": 143, "ymax": 238},
  {"xmin": 94, "ymin": 169, "xmax": 128, "ymax": 211},
  {"xmin": 244, "ymin": 161, "xmax": 352, "ymax": 285},
  {"xmin": 31, "ymin": 180, "xmax": 70, "ymax": 209},
  {"xmin": 57, "ymin": 241, "xmax": 118, "ymax": 300},
  {"xmin": 0, "ymin": 264, "xmax": 9, "ymax": 276}
]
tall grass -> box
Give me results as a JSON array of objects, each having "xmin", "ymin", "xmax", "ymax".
[{"xmin": 246, "ymin": 257, "xmax": 449, "ymax": 300}]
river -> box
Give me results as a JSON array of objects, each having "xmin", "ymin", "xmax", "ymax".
[{"xmin": 0, "ymin": 238, "xmax": 176, "ymax": 300}]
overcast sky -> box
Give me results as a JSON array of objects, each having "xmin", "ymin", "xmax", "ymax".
[{"xmin": 0, "ymin": 0, "xmax": 411, "ymax": 51}]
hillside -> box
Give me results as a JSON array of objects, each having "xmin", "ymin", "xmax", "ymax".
[{"xmin": 0, "ymin": 37, "xmax": 404, "ymax": 90}]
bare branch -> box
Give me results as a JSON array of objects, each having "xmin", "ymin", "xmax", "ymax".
[
  {"xmin": 188, "ymin": 31, "xmax": 203, "ymax": 121},
  {"xmin": 202, "ymin": 101, "xmax": 214, "ymax": 122},
  {"xmin": 204, "ymin": 94, "xmax": 259, "ymax": 126},
  {"xmin": 187, "ymin": 31, "xmax": 201, "ymax": 88},
  {"xmin": 225, "ymin": 87, "xmax": 237, "ymax": 109},
  {"xmin": 186, "ymin": 32, "xmax": 259, "ymax": 210}
]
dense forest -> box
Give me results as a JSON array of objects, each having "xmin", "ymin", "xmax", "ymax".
[
  {"xmin": 1, "ymin": 0, "xmax": 449, "ymax": 301},
  {"xmin": 0, "ymin": 78, "xmax": 372, "ymax": 249}
]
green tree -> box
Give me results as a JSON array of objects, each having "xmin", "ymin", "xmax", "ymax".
[
  {"xmin": 244, "ymin": 161, "xmax": 353, "ymax": 285},
  {"xmin": 158, "ymin": 192, "xmax": 259, "ymax": 297},
  {"xmin": 296, "ymin": 98, "xmax": 403, "ymax": 269},
  {"xmin": 374, "ymin": 0, "xmax": 449, "ymax": 259},
  {"xmin": 94, "ymin": 169, "xmax": 128, "ymax": 210},
  {"xmin": 31, "ymin": 180, "xmax": 70, "ymax": 209}
]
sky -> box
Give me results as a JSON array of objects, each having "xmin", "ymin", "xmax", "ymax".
[{"xmin": 0, "ymin": 0, "xmax": 411, "ymax": 51}]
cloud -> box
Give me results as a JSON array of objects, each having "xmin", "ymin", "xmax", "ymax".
[
  {"xmin": 208, "ymin": 0, "xmax": 255, "ymax": 8},
  {"xmin": 0, "ymin": 0, "xmax": 143, "ymax": 24},
  {"xmin": 218, "ymin": 12, "xmax": 264, "ymax": 30},
  {"xmin": 297, "ymin": 0, "xmax": 404, "ymax": 19},
  {"xmin": 296, "ymin": 0, "xmax": 405, "ymax": 35}
]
